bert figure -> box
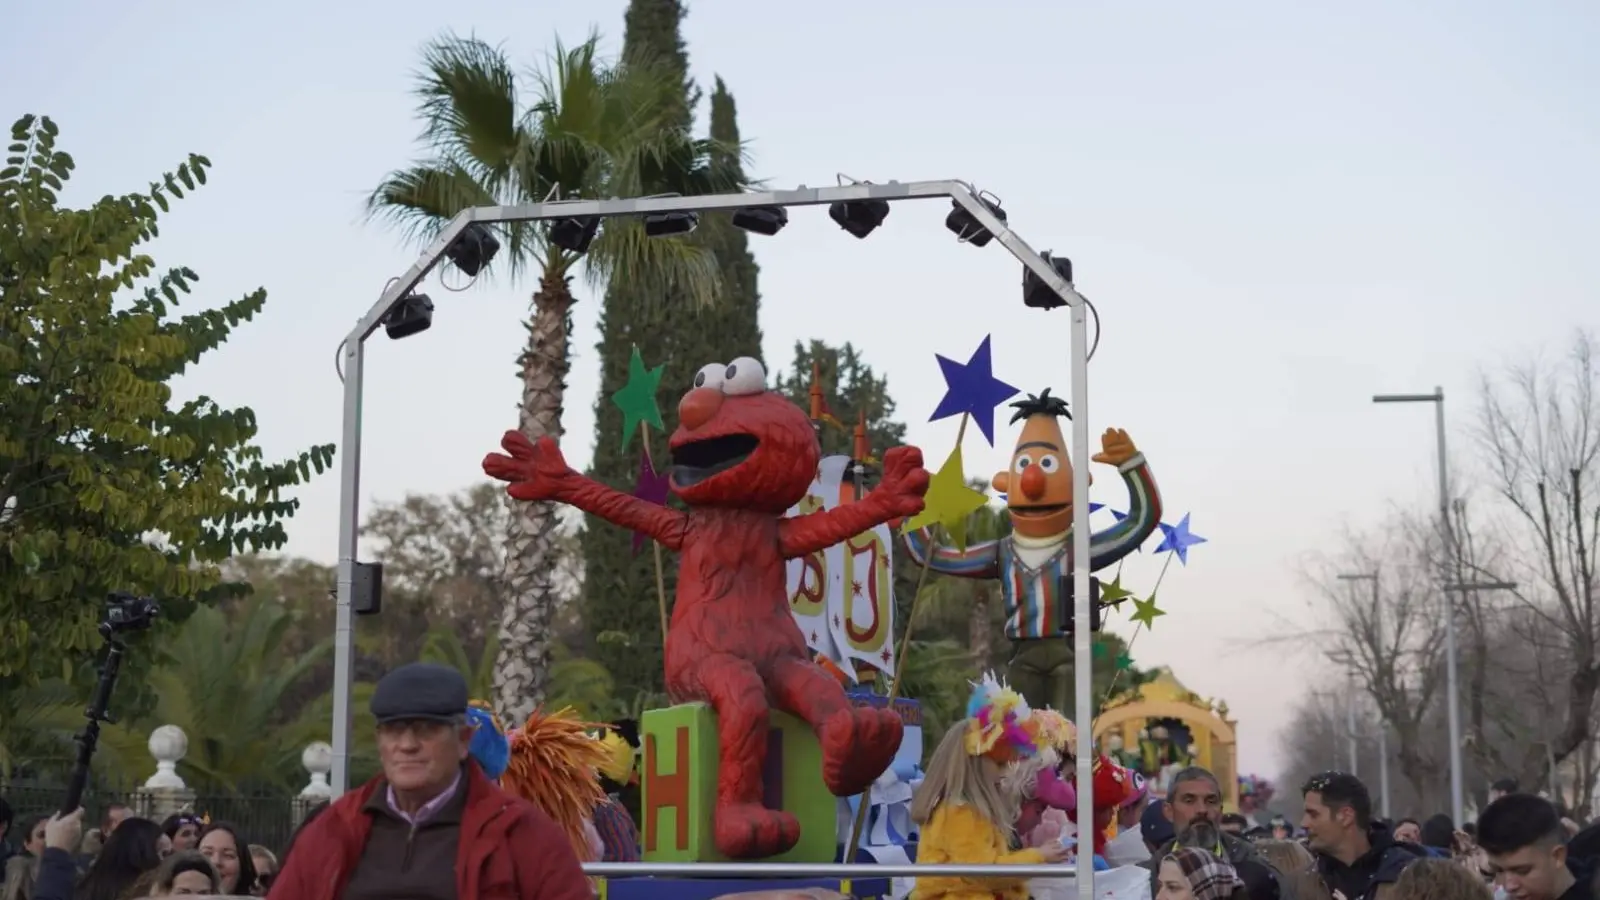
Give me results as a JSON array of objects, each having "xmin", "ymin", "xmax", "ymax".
[{"xmin": 903, "ymin": 388, "xmax": 1161, "ymax": 711}]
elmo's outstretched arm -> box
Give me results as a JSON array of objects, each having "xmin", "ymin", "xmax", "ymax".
[
  {"xmin": 485, "ymin": 430, "xmax": 688, "ymax": 550},
  {"xmin": 780, "ymin": 445, "xmax": 928, "ymax": 558}
]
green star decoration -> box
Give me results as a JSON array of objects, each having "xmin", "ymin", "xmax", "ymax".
[
  {"xmin": 611, "ymin": 346, "xmax": 665, "ymax": 450},
  {"xmin": 1114, "ymin": 651, "xmax": 1134, "ymax": 671},
  {"xmin": 1100, "ymin": 573, "xmax": 1133, "ymax": 607},
  {"xmin": 1091, "ymin": 641, "xmax": 1108, "ymax": 661},
  {"xmin": 902, "ymin": 446, "xmax": 988, "ymax": 549},
  {"xmin": 1129, "ymin": 593, "xmax": 1166, "ymax": 630}
]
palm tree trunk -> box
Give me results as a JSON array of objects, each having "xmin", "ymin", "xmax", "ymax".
[{"xmin": 493, "ymin": 270, "xmax": 574, "ymax": 724}]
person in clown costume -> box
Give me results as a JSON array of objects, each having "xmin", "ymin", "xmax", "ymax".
[{"xmin": 910, "ymin": 674, "xmax": 1069, "ymax": 900}]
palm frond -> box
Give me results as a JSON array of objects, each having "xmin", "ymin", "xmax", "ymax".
[
  {"xmin": 365, "ymin": 162, "xmax": 544, "ymax": 282},
  {"xmin": 414, "ymin": 33, "xmax": 522, "ymax": 191}
]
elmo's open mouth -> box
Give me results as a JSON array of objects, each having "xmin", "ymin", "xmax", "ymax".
[
  {"xmin": 671, "ymin": 434, "xmax": 759, "ymax": 487},
  {"xmin": 1010, "ymin": 503, "xmax": 1068, "ymax": 518}
]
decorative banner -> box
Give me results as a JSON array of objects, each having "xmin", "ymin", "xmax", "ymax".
[
  {"xmin": 785, "ymin": 456, "xmax": 850, "ymax": 670},
  {"xmin": 835, "ymin": 522, "xmax": 897, "ymax": 675}
]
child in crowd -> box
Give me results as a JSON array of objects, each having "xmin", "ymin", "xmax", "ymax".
[{"xmin": 909, "ymin": 674, "xmax": 1069, "ymax": 900}]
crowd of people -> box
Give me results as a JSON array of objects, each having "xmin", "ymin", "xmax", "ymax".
[{"xmin": 5, "ymin": 660, "xmax": 1598, "ymax": 900}]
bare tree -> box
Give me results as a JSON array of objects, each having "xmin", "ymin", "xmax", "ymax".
[
  {"xmin": 1474, "ymin": 330, "xmax": 1600, "ymax": 800},
  {"xmin": 1300, "ymin": 516, "xmax": 1449, "ymax": 804}
]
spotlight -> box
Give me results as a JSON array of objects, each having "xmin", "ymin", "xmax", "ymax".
[
  {"xmin": 731, "ymin": 205, "xmax": 788, "ymax": 236},
  {"xmin": 643, "ymin": 211, "xmax": 699, "ymax": 237},
  {"xmin": 1022, "ymin": 252, "xmax": 1074, "ymax": 310},
  {"xmin": 827, "ymin": 199, "xmax": 890, "ymax": 239},
  {"xmin": 383, "ymin": 293, "xmax": 434, "ymax": 340},
  {"xmin": 445, "ymin": 222, "xmax": 500, "ymax": 277},
  {"xmin": 549, "ymin": 216, "xmax": 600, "ymax": 254},
  {"xmin": 945, "ymin": 196, "xmax": 1007, "ymax": 247}
]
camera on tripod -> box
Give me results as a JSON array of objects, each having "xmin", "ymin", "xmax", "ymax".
[{"xmin": 102, "ymin": 591, "xmax": 159, "ymax": 637}]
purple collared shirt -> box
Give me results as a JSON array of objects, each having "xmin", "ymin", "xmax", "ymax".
[{"xmin": 387, "ymin": 770, "xmax": 463, "ymax": 826}]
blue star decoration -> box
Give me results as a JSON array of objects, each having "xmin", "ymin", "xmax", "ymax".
[
  {"xmin": 929, "ymin": 334, "xmax": 1020, "ymax": 447},
  {"xmin": 1154, "ymin": 513, "xmax": 1207, "ymax": 565}
]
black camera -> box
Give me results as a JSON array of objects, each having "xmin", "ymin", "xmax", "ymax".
[{"xmin": 102, "ymin": 591, "xmax": 159, "ymax": 636}]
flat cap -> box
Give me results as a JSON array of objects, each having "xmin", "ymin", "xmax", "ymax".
[{"xmin": 370, "ymin": 662, "xmax": 469, "ymax": 724}]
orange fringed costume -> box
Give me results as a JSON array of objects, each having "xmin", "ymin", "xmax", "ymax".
[{"xmin": 499, "ymin": 706, "xmax": 611, "ymax": 864}]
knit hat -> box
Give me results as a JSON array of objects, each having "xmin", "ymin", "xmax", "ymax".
[{"xmin": 1163, "ymin": 847, "xmax": 1245, "ymax": 900}]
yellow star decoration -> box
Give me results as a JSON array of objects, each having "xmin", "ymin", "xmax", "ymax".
[
  {"xmin": 1099, "ymin": 573, "xmax": 1133, "ymax": 607},
  {"xmin": 902, "ymin": 446, "xmax": 988, "ymax": 550},
  {"xmin": 1129, "ymin": 593, "xmax": 1166, "ymax": 629}
]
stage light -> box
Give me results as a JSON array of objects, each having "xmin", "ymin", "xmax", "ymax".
[
  {"xmin": 549, "ymin": 216, "xmax": 600, "ymax": 254},
  {"xmin": 445, "ymin": 223, "xmax": 500, "ymax": 277},
  {"xmin": 644, "ymin": 211, "xmax": 699, "ymax": 237},
  {"xmin": 1022, "ymin": 252, "xmax": 1074, "ymax": 310},
  {"xmin": 383, "ymin": 293, "xmax": 434, "ymax": 340},
  {"xmin": 731, "ymin": 205, "xmax": 788, "ymax": 236},
  {"xmin": 828, "ymin": 199, "xmax": 890, "ymax": 239},
  {"xmin": 945, "ymin": 196, "xmax": 1007, "ymax": 247}
]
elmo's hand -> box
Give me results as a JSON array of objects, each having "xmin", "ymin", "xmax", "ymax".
[
  {"xmin": 483, "ymin": 430, "xmax": 574, "ymax": 501},
  {"xmin": 1090, "ymin": 428, "xmax": 1139, "ymax": 467},
  {"xmin": 871, "ymin": 446, "xmax": 929, "ymax": 518}
]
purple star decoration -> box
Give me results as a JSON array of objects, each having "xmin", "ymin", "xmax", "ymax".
[
  {"xmin": 631, "ymin": 456, "xmax": 672, "ymax": 555},
  {"xmin": 929, "ymin": 335, "xmax": 1021, "ymax": 446},
  {"xmin": 1154, "ymin": 513, "xmax": 1207, "ymax": 565}
]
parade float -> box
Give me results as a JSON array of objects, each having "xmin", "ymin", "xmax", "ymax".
[
  {"xmin": 335, "ymin": 179, "xmax": 1205, "ymax": 899},
  {"xmin": 1094, "ymin": 668, "xmax": 1240, "ymax": 811}
]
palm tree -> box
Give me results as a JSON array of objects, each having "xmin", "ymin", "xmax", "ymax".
[
  {"xmin": 367, "ymin": 33, "xmax": 743, "ymax": 723},
  {"xmin": 98, "ymin": 595, "xmax": 334, "ymax": 791}
]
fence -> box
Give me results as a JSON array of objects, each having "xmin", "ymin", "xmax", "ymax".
[{"xmin": 3, "ymin": 729, "xmax": 333, "ymax": 854}]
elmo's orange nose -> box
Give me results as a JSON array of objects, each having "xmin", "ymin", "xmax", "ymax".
[
  {"xmin": 678, "ymin": 387, "xmax": 724, "ymax": 431},
  {"xmin": 1020, "ymin": 464, "xmax": 1047, "ymax": 500}
]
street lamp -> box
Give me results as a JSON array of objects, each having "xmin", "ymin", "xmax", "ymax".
[
  {"xmin": 1372, "ymin": 387, "xmax": 1468, "ymax": 823},
  {"xmin": 1336, "ymin": 571, "xmax": 1390, "ymax": 814},
  {"xmin": 1440, "ymin": 579, "xmax": 1516, "ymax": 816},
  {"xmin": 334, "ymin": 180, "xmax": 1101, "ymax": 898}
]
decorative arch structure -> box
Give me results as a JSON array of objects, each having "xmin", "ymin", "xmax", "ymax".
[{"xmin": 1093, "ymin": 667, "xmax": 1241, "ymax": 811}]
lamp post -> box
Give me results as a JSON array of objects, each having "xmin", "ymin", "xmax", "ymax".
[
  {"xmin": 1440, "ymin": 578, "xmax": 1516, "ymax": 817},
  {"xmin": 1335, "ymin": 571, "xmax": 1379, "ymax": 785},
  {"xmin": 334, "ymin": 181, "xmax": 1100, "ymax": 898},
  {"xmin": 1372, "ymin": 387, "xmax": 1465, "ymax": 823}
]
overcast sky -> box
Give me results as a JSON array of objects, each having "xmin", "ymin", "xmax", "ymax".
[{"xmin": 6, "ymin": 0, "xmax": 1598, "ymax": 779}]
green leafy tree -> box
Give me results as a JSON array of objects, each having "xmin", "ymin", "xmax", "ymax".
[
  {"xmin": 367, "ymin": 33, "xmax": 742, "ymax": 722},
  {"xmin": 0, "ymin": 114, "xmax": 334, "ymax": 686},
  {"xmin": 582, "ymin": 1, "xmax": 761, "ymax": 696}
]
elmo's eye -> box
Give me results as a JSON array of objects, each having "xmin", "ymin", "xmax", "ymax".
[
  {"xmin": 723, "ymin": 357, "xmax": 766, "ymax": 396},
  {"xmin": 693, "ymin": 363, "xmax": 726, "ymax": 391}
]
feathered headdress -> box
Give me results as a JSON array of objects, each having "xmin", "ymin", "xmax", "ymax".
[
  {"xmin": 964, "ymin": 673, "xmax": 1042, "ymax": 762},
  {"xmin": 500, "ymin": 706, "xmax": 611, "ymax": 862},
  {"xmin": 466, "ymin": 701, "xmax": 509, "ymax": 781},
  {"xmin": 1028, "ymin": 708, "xmax": 1077, "ymax": 756}
]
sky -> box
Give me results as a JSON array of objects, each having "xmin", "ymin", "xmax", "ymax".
[{"xmin": 5, "ymin": 0, "xmax": 1598, "ymax": 779}]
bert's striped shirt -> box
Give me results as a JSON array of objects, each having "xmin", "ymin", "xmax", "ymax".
[{"xmin": 903, "ymin": 453, "xmax": 1162, "ymax": 640}]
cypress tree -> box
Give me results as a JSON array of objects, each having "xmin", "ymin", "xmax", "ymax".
[{"xmin": 582, "ymin": 1, "xmax": 763, "ymax": 699}]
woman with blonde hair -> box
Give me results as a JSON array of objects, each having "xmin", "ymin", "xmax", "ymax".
[
  {"xmin": 1388, "ymin": 857, "xmax": 1492, "ymax": 900},
  {"xmin": 1252, "ymin": 840, "xmax": 1330, "ymax": 900},
  {"xmin": 910, "ymin": 675, "xmax": 1068, "ymax": 900}
]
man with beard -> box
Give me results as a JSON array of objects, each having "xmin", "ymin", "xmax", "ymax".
[
  {"xmin": 1140, "ymin": 767, "xmax": 1280, "ymax": 900},
  {"xmin": 1301, "ymin": 771, "xmax": 1418, "ymax": 900},
  {"xmin": 1478, "ymin": 793, "xmax": 1593, "ymax": 900}
]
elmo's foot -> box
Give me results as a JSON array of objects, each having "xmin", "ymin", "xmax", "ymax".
[
  {"xmin": 820, "ymin": 706, "xmax": 904, "ymax": 796},
  {"xmin": 713, "ymin": 803, "xmax": 801, "ymax": 859}
]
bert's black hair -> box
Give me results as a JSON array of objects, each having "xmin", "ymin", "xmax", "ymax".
[{"xmin": 1009, "ymin": 388, "xmax": 1072, "ymax": 425}]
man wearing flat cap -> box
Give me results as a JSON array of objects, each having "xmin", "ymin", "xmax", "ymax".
[{"xmin": 268, "ymin": 662, "xmax": 591, "ymax": 900}]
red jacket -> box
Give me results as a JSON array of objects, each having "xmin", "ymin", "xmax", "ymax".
[{"xmin": 268, "ymin": 762, "xmax": 592, "ymax": 900}]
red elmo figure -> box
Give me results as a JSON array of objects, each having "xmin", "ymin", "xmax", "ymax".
[{"xmin": 483, "ymin": 358, "xmax": 930, "ymax": 859}]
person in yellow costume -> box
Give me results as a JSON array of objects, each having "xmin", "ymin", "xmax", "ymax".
[
  {"xmin": 905, "ymin": 389, "xmax": 1162, "ymax": 712},
  {"xmin": 909, "ymin": 674, "xmax": 1069, "ymax": 900}
]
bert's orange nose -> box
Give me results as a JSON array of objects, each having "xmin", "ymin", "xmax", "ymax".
[
  {"xmin": 1020, "ymin": 464, "xmax": 1047, "ymax": 500},
  {"xmin": 678, "ymin": 387, "xmax": 724, "ymax": 431}
]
